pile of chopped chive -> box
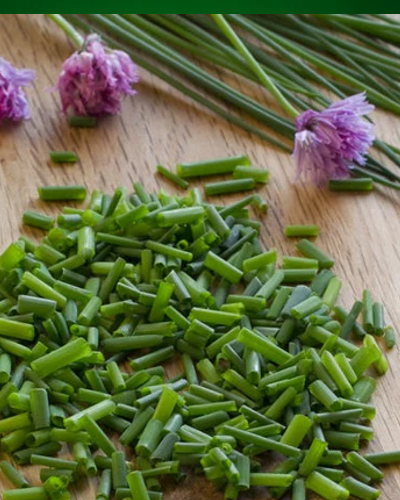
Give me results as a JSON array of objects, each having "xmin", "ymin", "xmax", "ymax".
[{"xmin": 0, "ymin": 168, "xmax": 397, "ymax": 500}]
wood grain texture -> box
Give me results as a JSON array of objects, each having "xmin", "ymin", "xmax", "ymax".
[{"xmin": 1, "ymin": 13, "xmax": 400, "ymax": 500}]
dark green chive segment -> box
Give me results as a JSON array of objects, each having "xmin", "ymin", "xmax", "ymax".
[
  {"xmin": 204, "ymin": 178, "xmax": 256, "ymax": 196},
  {"xmin": 0, "ymin": 177, "xmax": 394, "ymax": 500},
  {"xmin": 68, "ymin": 116, "xmax": 97, "ymax": 128},
  {"xmin": 329, "ymin": 178, "xmax": 374, "ymax": 191},
  {"xmin": 49, "ymin": 151, "xmax": 79, "ymax": 163}
]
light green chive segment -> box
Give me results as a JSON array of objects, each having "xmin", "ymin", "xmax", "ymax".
[{"xmin": 0, "ymin": 174, "xmax": 393, "ymax": 500}]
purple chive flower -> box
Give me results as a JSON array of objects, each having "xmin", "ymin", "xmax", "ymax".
[
  {"xmin": 293, "ymin": 93, "xmax": 375, "ymax": 185},
  {"xmin": 56, "ymin": 34, "xmax": 139, "ymax": 117},
  {"xmin": 0, "ymin": 57, "xmax": 35, "ymax": 123}
]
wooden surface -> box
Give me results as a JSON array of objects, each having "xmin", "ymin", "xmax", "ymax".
[{"xmin": 1, "ymin": 14, "xmax": 400, "ymax": 500}]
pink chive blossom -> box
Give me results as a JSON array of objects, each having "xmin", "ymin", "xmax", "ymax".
[
  {"xmin": 0, "ymin": 57, "xmax": 35, "ymax": 123},
  {"xmin": 55, "ymin": 34, "xmax": 139, "ymax": 117},
  {"xmin": 293, "ymin": 93, "xmax": 375, "ymax": 185}
]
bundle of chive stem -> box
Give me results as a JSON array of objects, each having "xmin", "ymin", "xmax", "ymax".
[
  {"xmin": 48, "ymin": 14, "xmax": 400, "ymax": 191},
  {"xmin": 0, "ymin": 154, "xmax": 397, "ymax": 500}
]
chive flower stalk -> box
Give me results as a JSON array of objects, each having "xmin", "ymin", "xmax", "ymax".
[
  {"xmin": 211, "ymin": 16, "xmax": 375, "ymax": 186},
  {"xmin": 53, "ymin": 21, "xmax": 139, "ymax": 116},
  {"xmin": 0, "ymin": 57, "xmax": 35, "ymax": 123}
]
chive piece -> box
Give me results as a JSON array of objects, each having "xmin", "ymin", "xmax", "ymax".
[
  {"xmin": 249, "ymin": 473, "xmax": 294, "ymax": 487},
  {"xmin": 127, "ymin": 471, "xmax": 150, "ymax": 500},
  {"xmin": 233, "ymin": 166, "xmax": 269, "ymax": 183},
  {"xmin": 347, "ymin": 451, "xmax": 384, "ymax": 481},
  {"xmin": 68, "ymin": 116, "xmax": 97, "ymax": 127},
  {"xmin": 339, "ymin": 300, "xmax": 363, "ymax": 339},
  {"xmin": 296, "ymin": 239, "xmax": 334, "ymax": 268},
  {"xmin": 223, "ymin": 425, "xmax": 301, "ymax": 458},
  {"xmin": 38, "ymin": 185, "xmax": 87, "ymax": 201},
  {"xmin": 384, "ymin": 325, "xmax": 396, "ymax": 348},
  {"xmin": 280, "ymin": 414, "xmax": 312, "ymax": 448},
  {"xmin": 177, "ymin": 155, "xmax": 250, "ymax": 178},
  {"xmin": 49, "ymin": 151, "xmax": 78, "ymax": 163},
  {"xmin": 0, "ymin": 317, "xmax": 35, "ymax": 341},
  {"xmin": 329, "ymin": 178, "xmax": 373, "ymax": 191},
  {"xmin": 362, "ymin": 289, "xmax": 374, "ymax": 333},
  {"xmin": 292, "ymin": 478, "xmax": 306, "ymax": 500},
  {"xmin": 321, "ymin": 351, "xmax": 353, "ymax": 397},
  {"xmin": 31, "ymin": 338, "xmax": 92, "ymax": 378},
  {"xmin": 22, "ymin": 272, "xmax": 67, "ymax": 308},
  {"xmin": 309, "ymin": 380, "xmax": 342, "ymax": 411},
  {"xmin": 0, "ymin": 461, "xmax": 30, "ymax": 488},
  {"xmin": 3, "ymin": 487, "xmax": 48, "ymax": 500},
  {"xmin": 372, "ymin": 302, "xmax": 385, "ymax": 336},
  {"xmin": 23, "ymin": 211, "xmax": 54, "ymax": 231},
  {"xmin": 305, "ymin": 471, "xmax": 350, "ymax": 500},
  {"xmin": 204, "ymin": 251, "xmax": 243, "ymax": 284},
  {"xmin": 81, "ymin": 415, "xmax": 116, "ymax": 457},
  {"xmin": 242, "ymin": 248, "xmax": 277, "ymax": 273},
  {"xmin": 322, "ymin": 277, "xmax": 342, "ymax": 309},
  {"xmin": 285, "ymin": 224, "xmax": 320, "ymax": 237},
  {"xmin": 339, "ymin": 477, "xmax": 380, "ymax": 500},
  {"xmin": 157, "ymin": 165, "xmax": 189, "ymax": 189},
  {"xmin": 157, "ymin": 206, "xmax": 205, "ymax": 227},
  {"xmin": 238, "ymin": 328, "xmax": 292, "ymax": 365},
  {"xmin": 30, "ymin": 388, "xmax": 50, "ymax": 430},
  {"xmin": 204, "ymin": 178, "xmax": 256, "ymax": 196},
  {"xmin": 365, "ymin": 450, "xmax": 400, "ymax": 465},
  {"xmin": 298, "ymin": 438, "xmax": 328, "ymax": 476}
]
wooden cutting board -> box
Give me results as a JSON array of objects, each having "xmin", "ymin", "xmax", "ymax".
[{"xmin": 0, "ymin": 14, "xmax": 400, "ymax": 500}]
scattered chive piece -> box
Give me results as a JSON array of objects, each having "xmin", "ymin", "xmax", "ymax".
[
  {"xmin": 49, "ymin": 151, "xmax": 79, "ymax": 163},
  {"xmin": 22, "ymin": 211, "xmax": 54, "ymax": 231},
  {"xmin": 233, "ymin": 166, "xmax": 269, "ymax": 183},
  {"xmin": 204, "ymin": 178, "xmax": 256, "ymax": 196},
  {"xmin": 384, "ymin": 326, "xmax": 396, "ymax": 349},
  {"xmin": 329, "ymin": 178, "xmax": 374, "ymax": 191},
  {"xmin": 38, "ymin": 186, "xmax": 87, "ymax": 201},
  {"xmin": 285, "ymin": 224, "xmax": 320, "ymax": 237},
  {"xmin": 296, "ymin": 239, "xmax": 334, "ymax": 268},
  {"xmin": 68, "ymin": 116, "xmax": 97, "ymax": 128},
  {"xmin": 177, "ymin": 155, "xmax": 250, "ymax": 178},
  {"xmin": 156, "ymin": 165, "xmax": 189, "ymax": 189}
]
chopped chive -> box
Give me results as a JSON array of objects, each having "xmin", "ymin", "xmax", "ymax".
[
  {"xmin": 384, "ymin": 326, "xmax": 396, "ymax": 349},
  {"xmin": 233, "ymin": 165, "xmax": 269, "ymax": 183},
  {"xmin": 157, "ymin": 165, "xmax": 189, "ymax": 189},
  {"xmin": 340, "ymin": 477, "xmax": 380, "ymax": 500},
  {"xmin": 296, "ymin": 239, "xmax": 334, "ymax": 268},
  {"xmin": 204, "ymin": 251, "xmax": 243, "ymax": 284},
  {"xmin": 68, "ymin": 116, "xmax": 97, "ymax": 127},
  {"xmin": 372, "ymin": 302, "xmax": 385, "ymax": 336},
  {"xmin": 362, "ymin": 289, "xmax": 374, "ymax": 333},
  {"xmin": 23, "ymin": 211, "xmax": 54, "ymax": 231},
  {"xmin": 49, "ymin": 151, "xmax": 79, "ymax": 163},
  {"xmin": 177, "ymin": 155, "xmax": 250, "ymax": 178},
  {"xmin": 38, "ymin": 185, "xmax": 87, "ymax": 201},
  {"xmin": 204, "ymin": 178, "xmax": 255, "ymax": 196},
  {"xmin": 157, "ymin": 206, "xmax": 205, "ymax": 227},
  {"xmin": 305, "ymin": 471, "xmax": 349, "ymax": 500},
  {"xmin": 347, "ymin": 451, "xmax": 384, "ymax": 481},
  {"xmin": 285, "ymin": 224, "xmax": 320, "ymax": 237},
  {"xmin": 329, "ymin": 178, "xmax": 373, "ymax": 191}
]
